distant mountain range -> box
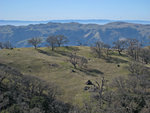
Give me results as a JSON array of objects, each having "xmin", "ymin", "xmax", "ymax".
[
  {"xmin": 0, "ymin": 21, "xmax": 150, "ymax": 47},
  {"xmin": 0, "ymin": 19, "xmax": 150, "ymax": 26}
]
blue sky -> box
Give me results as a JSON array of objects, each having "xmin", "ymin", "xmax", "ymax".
[{"xmin": 0, "ymin": 0, "xmax": 150, "ymax": 21}]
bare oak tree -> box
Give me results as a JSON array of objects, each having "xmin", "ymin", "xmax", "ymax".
[
  {"xmin": 28, "ymin": 37, "xmax": 42, "ymax": 49},
  {"xmin": 103, "ymin": 44, "xmax": 111, "ymax": 58},
  {"xmin": 68, "ymin": 53, "xmax": 78, "ymax": 69},
  {"xmin": 0, "ymin": 42, "xmax": 4, "ymax": 49},
  {"xmin": 69, "ymin": 53, "xmax": 88, "ymax": 69},
  {"xmin": 56, "ymin": 35, "xmax": 68, "ymax": 47},
  {"xmin": 91, "ymin": 41, "xmax": 104, "ymax": 58},
  {"xmin": 0, "ymin": 41, "xmax": 13, "ymax": 49},
  {"xmin": 127, "ymin": 39, "xmax": 141, "ymax": 60},
  {"xmin": 46, "ymin": 36, "xmax": 57, "ymax": 51},
  {"xmin": 113, "ymin": 40, "xmax": 127, "ymax": 55},
  {"xmin": 139, "ymin": 48, "xmax": 150, "ymax": 64}
]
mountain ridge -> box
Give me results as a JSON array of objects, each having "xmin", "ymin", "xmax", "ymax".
[
  {"xmin": 0, "ymin": 22, "xmax": 150, "ymax": 47},
  {"xmin": 1, "ymin": 19, "xmax": 150, "ymax": 26}
]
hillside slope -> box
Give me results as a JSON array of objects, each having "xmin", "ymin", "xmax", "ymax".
[{"xmin": 0, "ymin": 46, "xmax": 130, "ymax": 105}]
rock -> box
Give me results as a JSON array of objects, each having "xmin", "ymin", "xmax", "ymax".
[
  {"xmin": 29, "ymin": 70, "xmax": 32, "ymax": 72},
  {"xmin": 84, "ymin": 86, "xmax": 90, "ymax": 91},
  {"xmin": 27, "ymin": 66, "xmax": 31, "ymax": 68},
  {"xmin": 86, "ymin": 80, "xmax": 93, "ymax": 85},
  {"xmin": 49, "ymin": 63, "xmax": 59, "ymax": 68},
  {"xmin": 117, "ymin": 64, "xmax": 120, "ymax": 67},
  {"xmin": 89, "ymin": 87, "xmax": 98, "ymax": 92},
  {"xmin": 72, "ymin": 70, "xmax": 75, "ymax": 72}
]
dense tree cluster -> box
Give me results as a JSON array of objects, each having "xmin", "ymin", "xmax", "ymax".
[
  {"xmin": 0, "ymin": 63, "xmax": 72, "ymax": 113},
  {"xmin": 78, "ymin": 62, "xmax": 150, "ymax": 113},
  {"xmin": 72, "ymin": 38, "xmax": 150, "ymax": 113},
  {"xmin": 139, "ymin": 48, "xmax": 150, "ymax": 64}
]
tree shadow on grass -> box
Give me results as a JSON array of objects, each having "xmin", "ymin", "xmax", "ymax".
[
  {"xmin": 78, "ymin": 68, "xmax": 104, "ymax": 77},
  {"xmin": 110, "ymin": 51, "xmax": 128, "ymax": 57},
  {"xmin": 37, "ymin": 49, "xmax": 50, "ymax": 56},
  {"xmin": 36, "ymin": 49, "xmax": 59, "ymax": 57},
  {"xmin": 55, "ymin": 50, "xmax": 71, "ymax": 57},
  {"xmin": 105, "ymin": 57, "xmax": 128, "ymax": 64},
  {"xmin": 64, "ymin": 46, "xmax": 80, "ymax": 51}
]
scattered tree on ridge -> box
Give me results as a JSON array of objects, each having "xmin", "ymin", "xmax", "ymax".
[
  {"xmin": 69, "ymin": 53, "xmax": 88, "ymax": 69},
  {"xmin": 0, "ymin": 42, "xmax": 3, "ymax": 49},
  {"xmin": 0, "ymin": 41, "xmax": 13, "ymax": 49},
  {"xmin": 56, "ymin": 35, "xmax": 69, "ymax": 47},
  {"xmin": 46, "ymin": 36, "xmax": 57, "ymax": 51},
  {"xmin": 127, "ymin": 38, "xmax": 141, "ymax": 61},
  {"xmin": 103, "ymin": 44, "xmax": 111, "ymax": 58},
  {"xmin": 91, "ymin": 41, "xmax": 105, "ymax": 58},
  {"xmin": 28, "ymin": 37, "xmax": 42, "ymax": 49},
  {"xmin": 139, "ymin": 48, "xmax": 150, "ymax": 64},
  {"xmin": 113, "ymin": 39, "xmax": 127, "ymax": 55}
]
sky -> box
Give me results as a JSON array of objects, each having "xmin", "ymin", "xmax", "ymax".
[{"xmin": 0, "ymin": 0, "xmax": 150, "ymax": 21}]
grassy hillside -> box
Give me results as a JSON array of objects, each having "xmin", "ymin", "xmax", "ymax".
[{"xmin": 0, "ymin": 46, "xmax": 131, "ymax": 106}]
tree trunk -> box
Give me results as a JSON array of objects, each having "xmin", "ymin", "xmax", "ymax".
[
  {"xmin": 34, "ymin": 45, "xmax": 37, "ymax": 49},
  {"xmin": 58, "ymin": 44, "xmax": 61, "ymax": 47},
  {"xmin": 73, "ymin": 63, "xmax": 76, "ymax": 69},
  {"xmin": 118, "ymin": 50, "xmax": 122, "ymax": 55},
  {"xmin": 52, "ymin": 44, "xmax": 54, "ymax": 51}
]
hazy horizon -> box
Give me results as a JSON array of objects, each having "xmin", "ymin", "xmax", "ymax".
[
  {"xmin": 1, "ymin": 19, "xmax": 150, "ymax": 26},
  {"xmin": 1, "ymin": 19, "xmax": 150, "ymax": 21}
]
